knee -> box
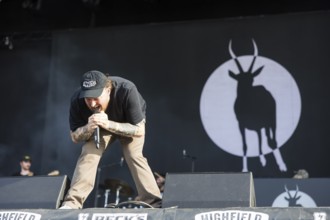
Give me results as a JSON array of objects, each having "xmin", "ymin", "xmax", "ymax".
[
  {"xmin": 82, "ymin": 140, "xmax": 104, "ymax": 156},
  {"xmin": 125, "ymin": 151, "xmax": 144, "ymax": 161}
]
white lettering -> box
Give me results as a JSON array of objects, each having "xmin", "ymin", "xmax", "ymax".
[
  {"xmin": 0, "ymin": 212, "xmax": 41, "ymax": 220},
  {"xmin": 195, "ymin": 211, "xmax": 269, "ymax": 220},
  {"xmin": 91, "ymin": 213, "xmax": 148, "ymax": 220},
  {"xmin": 313, "ymin": 212, "xmax": 327, "ymax": 220},
  {"xmin": 78, "ymin": 214, "xmax": 90, "ymax": 220},
  {"xmin": 83, "ymin": 81, "xmax": 97, "ymax": 88},
  {"xmin": 214, "ymin": 213, "xmax": 221, "ymax": 220},
  {"xmin": 222, "ymin": 212, "xmax": 229, "ymax": 220}
]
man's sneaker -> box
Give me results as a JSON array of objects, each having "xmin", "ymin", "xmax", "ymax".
[
  {"xmin": 149, "ymin": 198, "xmax": 162, "ymax": 208},
  {"xmin": 59, "ymin": 205, "xmax": 73, "ymax": 209}
]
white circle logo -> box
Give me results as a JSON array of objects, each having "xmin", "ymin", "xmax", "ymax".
[
  {"xmin": 272, "ymin": 186, "xmax": 317, "ymax": 207},
  {"xmin": 200, "ymin": 40, "xmax": 301, "ymax": 171}
]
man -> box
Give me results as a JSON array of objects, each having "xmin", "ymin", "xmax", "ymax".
[
  {"xmin": 12, "ymin": 155, "xmax": 34, "ymax": 176},
  {"xmin": 154, "ymin": 172, "xmax": 166, "ymax": 195},
  {"xmin": 60, "ymin": 70, "xmax": 162, "ymax": 209}
]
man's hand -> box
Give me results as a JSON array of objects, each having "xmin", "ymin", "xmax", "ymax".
[
  {"xmin": 90, "ymin": 111, "xmax": 109, "ymax": 130},
  {"xmin": 70, "ymin": 112, "xmax": 107, "ymax": 143}
]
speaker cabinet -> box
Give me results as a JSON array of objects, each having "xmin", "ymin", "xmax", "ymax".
[
  {"xmin": 162, "ymin": 172, "xmax": 256, "ymax": 208},
  {"xmin": 0, "ymin": 175, "xmax": 69, "ymax": 209}
]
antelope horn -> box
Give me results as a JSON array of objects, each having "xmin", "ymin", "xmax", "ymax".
[
  {"xmin": 252, "ymin": 39, "xmax": 258, "ymax": 57},
  {"xmin": 284, "ymin": 185, "xmax": 292, "ymax": 198},
  {"xmin": 228, "ymin": 40, "xmax": 244, "ymax": 73},
  {"xmin": 294, "ymin": 185, "xmax": 299, "ymax": 197},
  {"xmin": 247, "ymin": 39, "xmax": 258, "ymax": 73},
  {"xmin": 229, "ymin": 40, "xmax": 236, "ymax": 59}
]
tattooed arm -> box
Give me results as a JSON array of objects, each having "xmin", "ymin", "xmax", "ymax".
[
  {"xmin": 71, "ymin": 119, "xmax": 144, "ymax": 141},
  {"xmin": 92, "ymin": 111, "xmax": 145, "ymax": 138},
  {"xmin": 70, "ymin": 112, "xmax": 99, "ymax": 143},
  {"xmin": 106, "ymin": 119, "xmax": 145, "ymax": 137},
  {"xmin": 71, "ymin": 111, "xmax": 145, "ymax": 142},
  {"xmin": 70, "ymin": 125, "xmax": 95, "ymax": 143}
]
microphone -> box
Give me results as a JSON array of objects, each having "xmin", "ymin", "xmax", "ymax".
[
  {"xmin": 183, "ymin": 149, "xmax": 187, "ymax": 158},
  {"xmin": 120, "ymin": 157, "xmax": 124, "ymax": 167},
  {"xmin": 182, "ymin": 148, "xmax": 196, "ymax": 172},
  {"xmin": 93, "ymin": 109, "xmax": 100, "ymax": 149},
  {"xmin": 182, "ymin": 149, "xmax": 196, "ymax": 160},
  {"xmin": 94, "ymin": 126, "xmax": 100, "ymax": 149}
]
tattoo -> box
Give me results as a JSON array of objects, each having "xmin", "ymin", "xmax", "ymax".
[
  {"xmin": 107, "ymin": 120, "xmax": 145, "ymax": 137},
  {"xmin": 70, "ymin": 125, "xmax": 94, "ymax": 143}
]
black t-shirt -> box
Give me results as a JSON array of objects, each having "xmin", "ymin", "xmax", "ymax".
[
  {"xmin": 12, "ymin": 171, "xmax": 35, "ymax": 176},
  {"xmin": 69, "ymin": 76, "xmax": 146, "ymax": 132}
]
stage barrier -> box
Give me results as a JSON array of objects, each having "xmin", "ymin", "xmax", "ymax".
[{"xmin": 0, "ymin": 207, "xmax": 329, "ymax": 220}]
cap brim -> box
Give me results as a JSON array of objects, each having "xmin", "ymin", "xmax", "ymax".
[{"xmin": 79, "ymin": 88, "xmax": 104, "ymax": 98}]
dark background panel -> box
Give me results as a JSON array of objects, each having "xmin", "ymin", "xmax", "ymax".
[
  {"xmin": 0, "ymin": 0, "xmax": 329, "ymax": 32},
  {"xmin": 42, "ymin": 12, "xmax": 330, "ymax": 180},
  {"xmin": 0, "ymin": 38, "xmax": 51, "ymax": 176}
]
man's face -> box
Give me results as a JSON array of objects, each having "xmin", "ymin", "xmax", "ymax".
[
  {"xmin": 84, "ymin": 87, "xmax": 110, "ymax": 112},
  {"xmin": 20, "ymin": 160, "xmax": 31, "ymax": 170}
]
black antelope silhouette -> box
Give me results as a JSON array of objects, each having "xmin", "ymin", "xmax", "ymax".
[
  {"xmin": 284, "ymin": 185, "xmax": 302, "ymax": 207},
  {"xmin": 228, "ymin": 39, "xmax": 287, "ymax": 172}
]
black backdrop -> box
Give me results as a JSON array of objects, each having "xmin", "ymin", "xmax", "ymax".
[{"xmin": 0, "ymin": 11, "xmax": 330, "ymax": 207}]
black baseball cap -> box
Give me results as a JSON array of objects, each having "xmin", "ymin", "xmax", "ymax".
[
  {"xmin": 79, "ymin": 70, "xmax": 108, "ymax": 98},
  {"xmin": 21, "ymin": 155, "xmax": 31, "ymax": 162}
]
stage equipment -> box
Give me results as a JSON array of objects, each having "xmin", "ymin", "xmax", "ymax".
[
  {"xmin": 0, "ymin": 175, "xmax": 69, "ymax": 209},
  {"xmin": 106, "ymin": 200, "xmax": 153, "ymax": 209},
  {"xmin": 182, "ymin": 149, "xmax": 197, "ymax": 172},
  {"xmin": 94, "ymin": 157, "xmax": 125, "ymax": 207},
  {"xmin": 101, "ymin": 178, "xmax": 134, "ymax": 207},
  {"xmin": 162, "ymin": 172, "xmax": 256, "ymax": 208}
]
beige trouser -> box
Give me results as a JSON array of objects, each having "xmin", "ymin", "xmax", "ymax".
[{"xmin": 62, "ymin": 125, "xmax": 161, "ymax": 209}]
